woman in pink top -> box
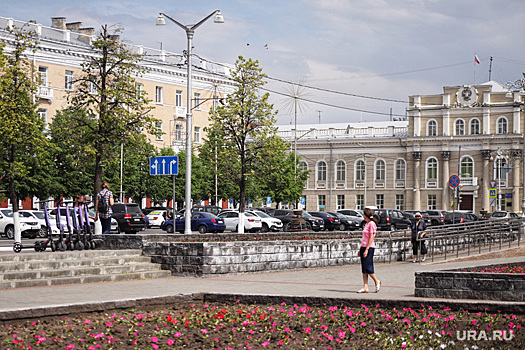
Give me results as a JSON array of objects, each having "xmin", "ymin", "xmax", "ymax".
[{"xmin": 357, "ymin": 208, "xmax": 381, "ymax": 293}]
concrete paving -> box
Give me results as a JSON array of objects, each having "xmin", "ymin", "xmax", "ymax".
[{"xmin": 0, "ymin": 250, "xmax": 523, "ymax": 322}]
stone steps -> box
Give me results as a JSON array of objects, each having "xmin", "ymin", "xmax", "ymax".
[{"xmin": 0, "ymin": 249, "xmax": 172, "ymax": 289}]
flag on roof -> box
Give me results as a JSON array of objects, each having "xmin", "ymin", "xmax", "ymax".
[{"xmin": 475, "ymin": 54, "xmax": 480, "ymax": 64}]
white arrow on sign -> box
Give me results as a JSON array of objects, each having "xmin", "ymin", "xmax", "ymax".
[
  {"xmin": 151, "ymin": 159, "xmax": 159, "ymax": 175},
  {"xmin": 162, "ymin": 159, "xmax": 166, "ymax": 175},
  {"xmin": 170, "ymin": 159, "xmax": 177, "ymax": 174}
]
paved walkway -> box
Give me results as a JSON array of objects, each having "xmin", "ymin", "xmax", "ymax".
[{"xmin": 0, "ymin": 252, "xmax": 523, "ymax": 321}]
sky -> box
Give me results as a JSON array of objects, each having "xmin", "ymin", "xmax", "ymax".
[{"xmin": 2, "ymin": 0, "xmax": 525, "ymax": 125}]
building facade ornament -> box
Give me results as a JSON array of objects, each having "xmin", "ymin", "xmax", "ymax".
[
  {"xmin": 412, "ymin": 151, "xmax": 422, "ymax": 160},
  {"xmin": 441, "ymin": 151, "xmax": 451, "ymax": 160}
]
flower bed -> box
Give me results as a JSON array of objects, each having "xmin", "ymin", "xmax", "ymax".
[
  {"xmin": 462, "ymin": 263, "xmax": 525, "ymax": 274},
  {"xmin": 1, "ymin": 301, "xmax": 523, "ymax": 349}
]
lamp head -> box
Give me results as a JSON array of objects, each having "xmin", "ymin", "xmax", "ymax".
[
  {"xmin": 156, "ymin": 14, "xmax": 166, "ymax": 26},
  {"xmin": 214, "ymin": 10, "xmax": 224, "ymax": 23}
]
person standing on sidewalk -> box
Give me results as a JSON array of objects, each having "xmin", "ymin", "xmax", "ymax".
[
  {"xmin": 411, "ymin": 212, "xmax": 427, "ymax": 262},
  {"xmin": 95, "ymin": 181, "xmax": 114, "ymax": 235},
  {"xmin": 357, "ymin": 207, "xmax": 381, "ymax": 293}
]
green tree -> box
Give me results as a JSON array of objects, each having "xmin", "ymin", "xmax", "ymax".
[
  {"xmin": 65, "ymin": 24, "xmax": 160, "ymax": 197},
  {"xmin": 0, "ymin": 24, "xmax": 51, "ymax": 241},
  {"xmin": 204, "ymin": 56, "xmax": 280, "ymax": 233}
]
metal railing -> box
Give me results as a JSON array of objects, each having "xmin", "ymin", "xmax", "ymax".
[{"xmin": 381, "ymin": 218, "xmax": 523, "ymax": 263}]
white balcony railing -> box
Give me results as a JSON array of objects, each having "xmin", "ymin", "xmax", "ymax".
[
  {"xmin": 37, "ymin": 86, "xmax": 54, "ymax": 101},
  {"xmin": 459, "ymin": 177, "xmax": 478, "ymax": 186}
]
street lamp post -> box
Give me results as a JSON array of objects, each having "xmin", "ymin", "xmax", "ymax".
[
  {"xmin": 156, "ymin": 10, "xmax": 224, "ymax": 234},
  {"xmin": 505, "ymin": 73, "xmax": 525, "ymax": 216}
]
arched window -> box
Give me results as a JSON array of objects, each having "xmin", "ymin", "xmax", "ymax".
[
  {"xmin": 455, "ymin": 119, "xmax": 465, "ymax": 135},
  {"xmin": 375, "ymin": 159, "xmax": 386, "ymax": 181},
  {"xmin": 460, "ymin": 156, "xmax": 474, "ymax": 178},
  {"xmin": 497, "ymin": 117, "xmax": 508, "ymax": 134},
  {"xmin": 335, "ymin": 160, "xmax": 346, "ymax": 182},
  {"xmin": 470, "ymin": 119, "xmax": 480, "ymax": 135},
  {"xmin": 426, "ymin": 157, "xmax": 438, "ymax": 180},
  {"xmin": 299, "ymin": 161, "xmax": 308, "ymax": 172},
  {"xmin": 395, "ymin": 159, "xmax": 406, "ymax": 181},
  {"xmin": 427, "ymin": 120, "xmax": 437, "ymax": 136},
  {"xmin": 317, "ymin": 161, "xmax": 327, "ymax": 181},
  {"xmin": 355, "ymin": 160, "xmax": 366, "ymax": 181}
]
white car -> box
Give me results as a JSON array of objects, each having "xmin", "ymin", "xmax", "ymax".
[
  {"xmin": 21, "ymin": 210, "xmax": 60, "ymax": 238},
  {"xmin": 147, "ymin": 210, "xmax": 166, "ymax": 228},
  {"xmin": 0, "ymin": 209, "xmax": 40, "ymax": 239},
  {"xmin": 247, "ymin": 210, "xmax": 283, "ymax": 232},
  {"xmin": 217, "ymin": 210, "xmax": 263, "ymax": 233},
  {"xmin": 51, "ymin": 207, "xmax": 95, "ymax": 233}
]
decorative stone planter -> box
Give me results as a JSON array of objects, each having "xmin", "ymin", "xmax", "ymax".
[{"xmin": 415, "ymin": 262, "xmax": 525, "ymax": 302}]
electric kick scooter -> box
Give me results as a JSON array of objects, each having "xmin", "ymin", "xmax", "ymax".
[
  {"xmin": 55, "ymin": 200, "xmax": 67, "ymax": 251},
  {"xmin": 13, "ymin": 199, "xmax": 57, "ymax": 253},
  {"xmin": 73, "ymin": 203, "xmax": 85, "ymax": 250},
  {"xmin": 83, "ymin": 202, "xmax": 96, "ymax": 249},
  {"xmin": 63, "ymin": 201, "xmax": 76, "ymax": 251}
]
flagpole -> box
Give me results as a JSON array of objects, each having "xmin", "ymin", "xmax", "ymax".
[{"xmin": 474, "ymin": 52, "xmax": 477, "ymax": 84}]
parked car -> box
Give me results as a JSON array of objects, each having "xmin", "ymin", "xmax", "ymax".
[
  {"xmin": 422, "ymin": 210, "xmax": 446, "ymax": 226},
  {"xmin": 443, "ymin": 211, "xmax": 479, "ymax": 224},
  {"xmin": 217, "ymin": 211, "xmax": 262, "ymax": 232},
  {"xmin": 192, "ymin": 205, "xmax": 222, "ymax": 215},
  {"xmin": 146, "ymin": 210, "xmax": 166, "ymax": 228},
  {"xmin": 246, "ymin": 210, "xmax": 283, "ymax": 232},
  {"xmin": 267, "ymin": 209, "xmax": 324, "ymax": 232},
  {"xmin": 142, "ymin": 206, "xmax": 169, "ymax": 215},
  {"xmin": 111, "ymin": 203, "xmax": 146, "ymax": 234},
  {"xmin": 480, "ymin": 212, "xmax": 493, "ymax": 220},
  {"xmin": 490, "ymin": 211, "xmax": 520, "ymax": 219},
  {"xmin": 326, "ymin": 211, "xmax": 360, "ymax": 231},
  {"xmin": 336, "ymin": 209, "xmax": 365, "ymax": 228},
  {"xmin": 51, "ymin": 207, "xmax": 95, "ymax": 233},
  {"xmin": 22, "ymin": 210, "xmax": 60, "ymax": 238},
  {"xmin": 0, "ymin": 209, "xmax": 40, "ymax": 239},
  {"xmin": 162, "ymin": 211, "xmax": 226, "ymax": 234},
  {"xmin": 374, "ymin": 209, "xmax": 411, "ymax": 231},
  {"xmin": 308, "ymin": 212, "xmax": 342, "ymax": 231}
]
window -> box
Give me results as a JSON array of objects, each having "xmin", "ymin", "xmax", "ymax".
[
  {"xmin": 299, "ymin": 161, "xmax": 308, "ymax": 172},
  {"xmin": 176, "ymin": 90, "xmax": 183, "ymax": 107},
  {"xmin": 89, "ymin": 75, "xmax": 97, "ymax": 94},
  {"xmin": 460, "ymin": 156, "xmax": 474, "ymax": 178},
  {"xmin": 194, "ymin": 126, "xmax": 201, "ymax": 143},
  {"xmin": 427, "ymin": 120, "xmax": 437, "ymax": 136},
  {"xmin": 155, "ymin": 86, "xmax": 163, "ymax": 104},
  {"xmin": 318, "ymin": 195, "xmax": 326, "ymax": 211},
  {"xmin": 175, "ymin": 124, "xmax": 183, "ymax": 141},
  {"xmin": 470, "ymin": 119, "xmax": 480, "ymax": 135},
  {"xmin": 375, "ymin": 159, "xmax": 385, "ymax": 181},
  {"xmin": 356, "ymin": 194, "xmax": 364, "ymax": 210},
  {"xmin": 355, "ymin": 159, "xmax": 365, "ymax": 181},
  {"xmin": 194, "ymin": 92, "xmax": 201, "ymax": 110},
  {"xmin": 155, "ymin": 121, "xmax": 163, "ymax": 140},
  {"xmin": 336, "ymin": 195, "xmax": 345, "ymax": 210},
  {"xmin": 426, "ymin": 157, "xmax": 438, "ymax": 180},
  {"xmin": 38, "ymin": 108, "xmax": 48, "ymax": 127},
  {"xmin": 335, "ymin": 160, "xmax": 345, "ymax": 182},
  {"xmin": 375, "ymin": 194, "xmax": 384, "ymax": 209},
  {"xmin": 455, "ymin": 119, "xmax": 465, "ymax": 135},
  {"xmin": 395, "ymin": 194, "xmax": 404, "ymax": 210},
  {"xmin": 494, "ymin": 157, "xmax": 508, "ymax": 181},
  {"xmin": 427, "ymin": 194, "xmax": 437, "ymax": 210},
  {"xmin": 135, "ymin": 83, "xmax": 143, "ymax": 99},
  {"xmin": 38, "ymin": 66, "xmax": 48, "ymax": 86},
  {"xmin": 65, "ymin": 70, "xmax": 74, "ymax": 90},
  {"xmin": 317, "ymin": 161, "xmax": 327, "ymax": 181},
  {"xmin": 497, "ymin": 117, "xmax": 508, "ymax": 134},
  {"xmin": 395, "ymin": 159, "xmax": 406, "ymax": 181}
]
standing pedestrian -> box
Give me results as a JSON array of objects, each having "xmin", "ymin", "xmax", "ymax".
[
  {"xmin": 95, "ymin": 181, "xmax": 114, "ymax": 235},
  {"xmin": 411, "ymin": 212, "xmax": 427, "ymax": 262},
  {"xmin": 357, "ymin": 207, "xmax": 381, "ymax": 293}
]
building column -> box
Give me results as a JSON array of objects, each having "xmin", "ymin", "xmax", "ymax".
[
  {"xmin": 412, "ymin": 151, "xmax": 422, "ymax": 210},
  {"xmin": 481, "ymin": 150, "xmax": 491, "ymax": 212},
  {"xmin": 441, "ymin": 151, "xmax": 450, "ymax": 210},
  {"xmin": 512, "ymin": 150, "xmax": 521, "ymax": 213}
]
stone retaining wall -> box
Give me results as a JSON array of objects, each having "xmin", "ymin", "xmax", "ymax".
[{"xmin": 415, "ymin": 264, "xmax": 525, "ymax": 302}]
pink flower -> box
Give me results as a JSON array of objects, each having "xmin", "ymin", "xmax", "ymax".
[
  {"xmin": 278, "ymin": 340, "xmax": 284, "ymax": 345},
  {"xmin": 152, "ymin": 344, "xmax": 159, "ymax": 350},
  {"xmin": 174, "ymin": 332, "xmax": 182, "ymax": 338},
  {"xmin": 262, "ymin": 341, "xmax": 270, "ymax": 347},
  {"xmin": 201, "ymin": 329, "xmax": 208, "ymax": 334},
  {"xmin": 151, "ymin": 336, "xmax": 158, "ymax": 343},
  {"xmin": 167, "ymin": 339, "xmax": 175, "ymax": 345},
  {"xmin": 105, "ymin": 321, "xmax": 112, "ymax": 327}
]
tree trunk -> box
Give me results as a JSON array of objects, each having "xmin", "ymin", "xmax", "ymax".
[
  {"xmin": 94, "ymin": 151, "xmax": 103, "ymax": 197},
  {"xmin": 8, "ymin": 145, "xmax": 21, "ymax": 243}
]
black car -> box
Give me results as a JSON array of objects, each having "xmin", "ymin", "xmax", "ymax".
[
  {"xmin": 308, "ymin": 211, "xmax": 342, "ymax": 231},
  {"xmin": 326, "ymin": 211, "xmax": 360, "ymax": 231},
  {"xmin": 267, "ymin": 209, "xmax": 324, "ymax": 232},
  {"xmin": 443, "ymin": 211, "xmax": 479, "ymax": 224},
  {"xmin": 374, "ymin": 209, "xmax": 411, "ymax": 231},
  {"xmin": 336, "ymin": 209, "xmax": 365, "ymax": 229},
  {"xmin": 402, "ymin": 210, "xmax": 431, "ymax": 226},
  {"xmin": 111, "ymin": 203, "xmax": 146, "ymax": 234}
]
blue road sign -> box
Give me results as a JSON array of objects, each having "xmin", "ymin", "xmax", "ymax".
[
  {"xmin": 301, "ymin": 197, "xmax": 306, "ymax": 205},
  {"xmin": 449, "ymin": 175, "xmax": 460, "ymax": 188},
  {"xmin": 267, "ymin": 197, "xmax": 271, "ymax": 205},
  {"xmin": 150, "ymin": 156, "xmax": 178, "ymax": 175}
]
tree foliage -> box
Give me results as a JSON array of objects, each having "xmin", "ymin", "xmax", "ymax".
[{"xmin": 64, "ymin": 24, "xmax": 160, "ymax": 196}]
